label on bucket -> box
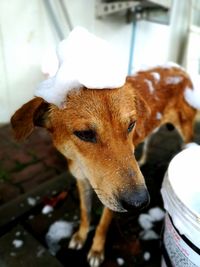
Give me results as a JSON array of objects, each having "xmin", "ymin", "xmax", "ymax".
[{"xmin": 163, "ymin": 214, "xmax": 200, "ymax": 267}]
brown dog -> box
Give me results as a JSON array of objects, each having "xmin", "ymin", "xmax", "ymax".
[{"xmin": 11, "ymin": 65, "xmax": 197, "ymax": 267}]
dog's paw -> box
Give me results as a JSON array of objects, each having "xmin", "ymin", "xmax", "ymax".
[
  {"xmin": 68, "ymin": 232, "xmax": 86, "ymax": 250},
  {"xmin": 87, "ymin": 249, "xmax": 104, "ymax": 267}
]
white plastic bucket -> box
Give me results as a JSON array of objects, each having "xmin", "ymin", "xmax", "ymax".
[{"xmin": 161, "ymin": 144, "xmax": 200, "ymax": 267}]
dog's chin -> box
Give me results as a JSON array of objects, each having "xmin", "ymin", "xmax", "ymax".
[{"xmin": 96, "ymin": 193, "xmax": 127, "ymax": 213}]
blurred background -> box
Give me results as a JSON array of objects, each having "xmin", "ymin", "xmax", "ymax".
[{"xmin": 0, "ymin": 1, "xmax": 200, "ymax": 267}]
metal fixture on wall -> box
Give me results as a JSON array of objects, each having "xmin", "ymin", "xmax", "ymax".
[
  {"xmin": 95, "ymin": 0, "xmax": 139, "ymax": 18},
  {"xmin": 96, "ymin": 0, "xmax": 171, "ymax": 23}
]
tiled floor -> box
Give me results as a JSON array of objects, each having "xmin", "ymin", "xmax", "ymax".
[{"xmin": 0, "ymin": 125, "xmax": 66, "ymax": 206}]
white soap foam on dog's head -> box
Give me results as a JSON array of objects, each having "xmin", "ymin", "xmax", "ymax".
[{"xmin": 35, "ymin": 26, "xmax": 127, "ymax": 107}]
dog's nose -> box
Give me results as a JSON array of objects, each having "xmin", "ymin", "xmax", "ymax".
[{"xmin": 120, "ymin": 186, "xmax": 150, "ymax": 211}]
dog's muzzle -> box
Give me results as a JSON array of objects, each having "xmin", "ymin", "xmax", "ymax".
[{"xmin": 119, "ymin": 186, "xmax": 150, "ymax": 212}]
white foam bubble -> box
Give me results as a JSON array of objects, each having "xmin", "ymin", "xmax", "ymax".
[{"xmin": 35, "ymin": 26, "xmax": 127, "ymax": 107}]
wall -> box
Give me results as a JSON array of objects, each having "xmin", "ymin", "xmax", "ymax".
[
  {"xmin": 132, "ymin": 20, "xmax": 169, "ymax": 72},
  {"xmin": 186, "ymin": 30, "xmax": 200, "ymax": 76},
  {"xmin": 0, "ymin": 0, "xmax": 57, "ymax": 123},
  {"xmin": 94, "ymin": 14, "xmax": 132, "ymax": 73}
]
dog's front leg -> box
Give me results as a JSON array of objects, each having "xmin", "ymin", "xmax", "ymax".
[
  {"xmin": 88, "ymin": 207, "xmax": 113, "ymax": 267},
  {"xmin": 69, "ymin": 179, "xmax": 92, "ymax": 249}
]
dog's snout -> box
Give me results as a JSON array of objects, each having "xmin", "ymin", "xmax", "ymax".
[{"xmin": 120, "ymin": 186, "xmax": 150, "ymax": 212}]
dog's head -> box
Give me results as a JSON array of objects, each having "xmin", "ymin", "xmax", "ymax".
[{"xmin": 11, "ymin": 83, "xmax": 150, "ymax": 212}]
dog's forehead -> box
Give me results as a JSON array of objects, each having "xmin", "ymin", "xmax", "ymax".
[{"xmin": 63, "ymin": 86, "xmax": 136, "ymax": 119}]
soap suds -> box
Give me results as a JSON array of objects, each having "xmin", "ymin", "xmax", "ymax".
[
  {"xmin": 35, "ymin": 27, "xmax": 127, "ymax": 107},
  {"xmin": 184, "ymin": 76, "xmax": 200, "ymax": 110}
]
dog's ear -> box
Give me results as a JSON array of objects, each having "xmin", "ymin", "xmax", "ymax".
[
  {"xmin": 11, "ymin": 97, "xmax": 51, "ymax": 141},
  {"xmin": 135, "ymin": 95, "xmax": 151, "ymax": 137}
]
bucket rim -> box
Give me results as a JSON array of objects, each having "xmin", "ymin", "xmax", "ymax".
[{"xmin": 162, "ymin": 171, "xmax": 200, "ymax": 223}]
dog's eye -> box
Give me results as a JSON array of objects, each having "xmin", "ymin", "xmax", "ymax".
[
  {"xmin": 128, "ymin": 121, "xmax": 136, "ymax": 133},
  {"xmin": 74, "ymin": 130, "xmax": 97, "ymax": 143}
]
